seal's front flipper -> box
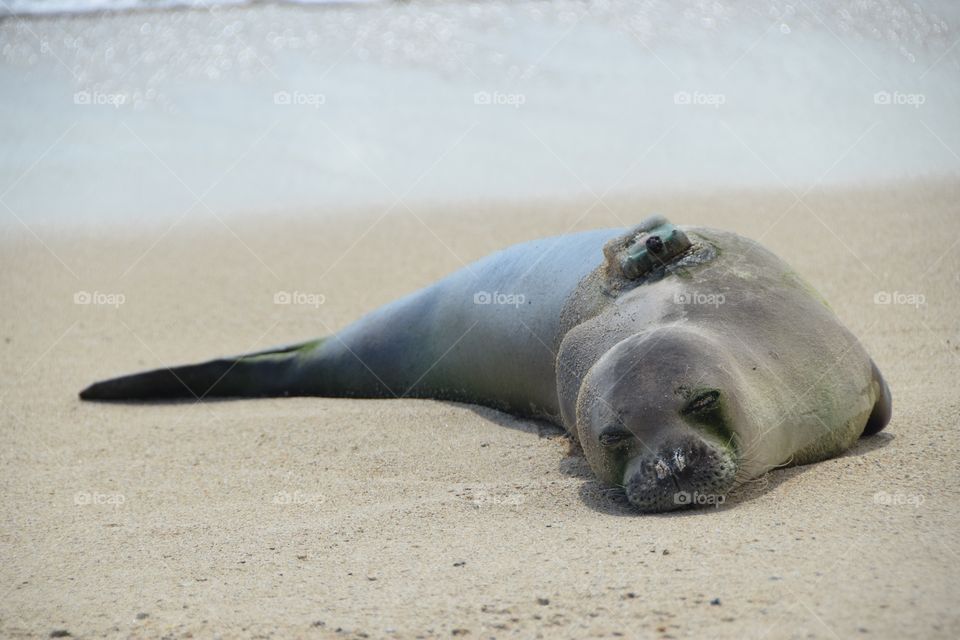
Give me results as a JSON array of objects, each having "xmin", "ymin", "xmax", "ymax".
[
  {"xmin": 862, "ymin": 359, "xmax": 892, "ymax": 436},
  {"xmin": 78, "ymin": 339, "xmax": 324, "ymax": 401}
]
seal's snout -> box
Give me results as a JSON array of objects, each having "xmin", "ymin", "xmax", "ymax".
[{"xmin": 624, "ymin": 437, "xmax": 737, "ymax": 512}]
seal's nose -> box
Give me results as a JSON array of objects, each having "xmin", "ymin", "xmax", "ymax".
[{"xmin": 623, "ymin": 436, "xmax": 737, "ymax": 512}]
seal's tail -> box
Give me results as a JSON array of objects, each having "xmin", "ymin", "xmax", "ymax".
[{"xmin": 78, "ymin": 339, "xmax": 324, "ymax": 401}]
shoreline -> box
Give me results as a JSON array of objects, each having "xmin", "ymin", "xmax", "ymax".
[{"xmin": 3, "ymin": 174, "xmax": 959, "ymax": 238}]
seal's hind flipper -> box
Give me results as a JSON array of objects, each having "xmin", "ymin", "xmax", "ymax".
[{"xmin": 78, "ymin": 339, "xmax": 324, "ymax": 401}]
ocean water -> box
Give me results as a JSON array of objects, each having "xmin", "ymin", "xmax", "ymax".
[{"xmin": 1, "ymin": 0, "xmax": 958, "ymax": 226}]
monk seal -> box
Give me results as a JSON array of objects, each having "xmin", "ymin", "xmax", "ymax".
[{"xmin": 79, "ymin": 216, "xmax": 891, "ymax": 512}]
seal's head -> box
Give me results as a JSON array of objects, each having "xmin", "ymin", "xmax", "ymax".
[{"xmin": 576, "ymin": 325, "xmax": 764, "ymax": 512}]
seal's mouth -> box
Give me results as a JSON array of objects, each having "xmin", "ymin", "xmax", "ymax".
[{"xmin": 623, "ymin": 437, "xmax": 738, "ymax": 512}]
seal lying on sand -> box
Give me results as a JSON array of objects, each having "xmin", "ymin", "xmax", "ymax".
[{"xmin": 80, "ymin": 216, "xmax": 891, "ymax": 512}]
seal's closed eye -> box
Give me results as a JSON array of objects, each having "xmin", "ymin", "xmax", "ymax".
[
  {"xmin": 683, "ymin": 390, "xmax": 720, "ymax": 415},
  {"xmin": 599, "ymin": 427, "xmax": 633, "ymax": 448}
]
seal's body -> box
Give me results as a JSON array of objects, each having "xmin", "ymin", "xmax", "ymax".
[
  {"xmin": 81, "ymin": 217, "xmax": 891, "ymax": 512},
  {"xmin": 302, "ymin": 227, "xmax": 611, "ymax": 417}
]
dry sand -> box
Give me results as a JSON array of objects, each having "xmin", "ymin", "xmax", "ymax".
[{"xmin": 1, "ymin": 180, "xmax": 958, "ymax": 638}]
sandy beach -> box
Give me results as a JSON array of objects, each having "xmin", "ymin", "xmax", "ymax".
[
  {"xmin": 1, "ymin": 180, "xmax": 958, "ymax": 638},
  {"xmin": 2, "ymin": 0, "xmax": 960, "ymax": 636}
]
